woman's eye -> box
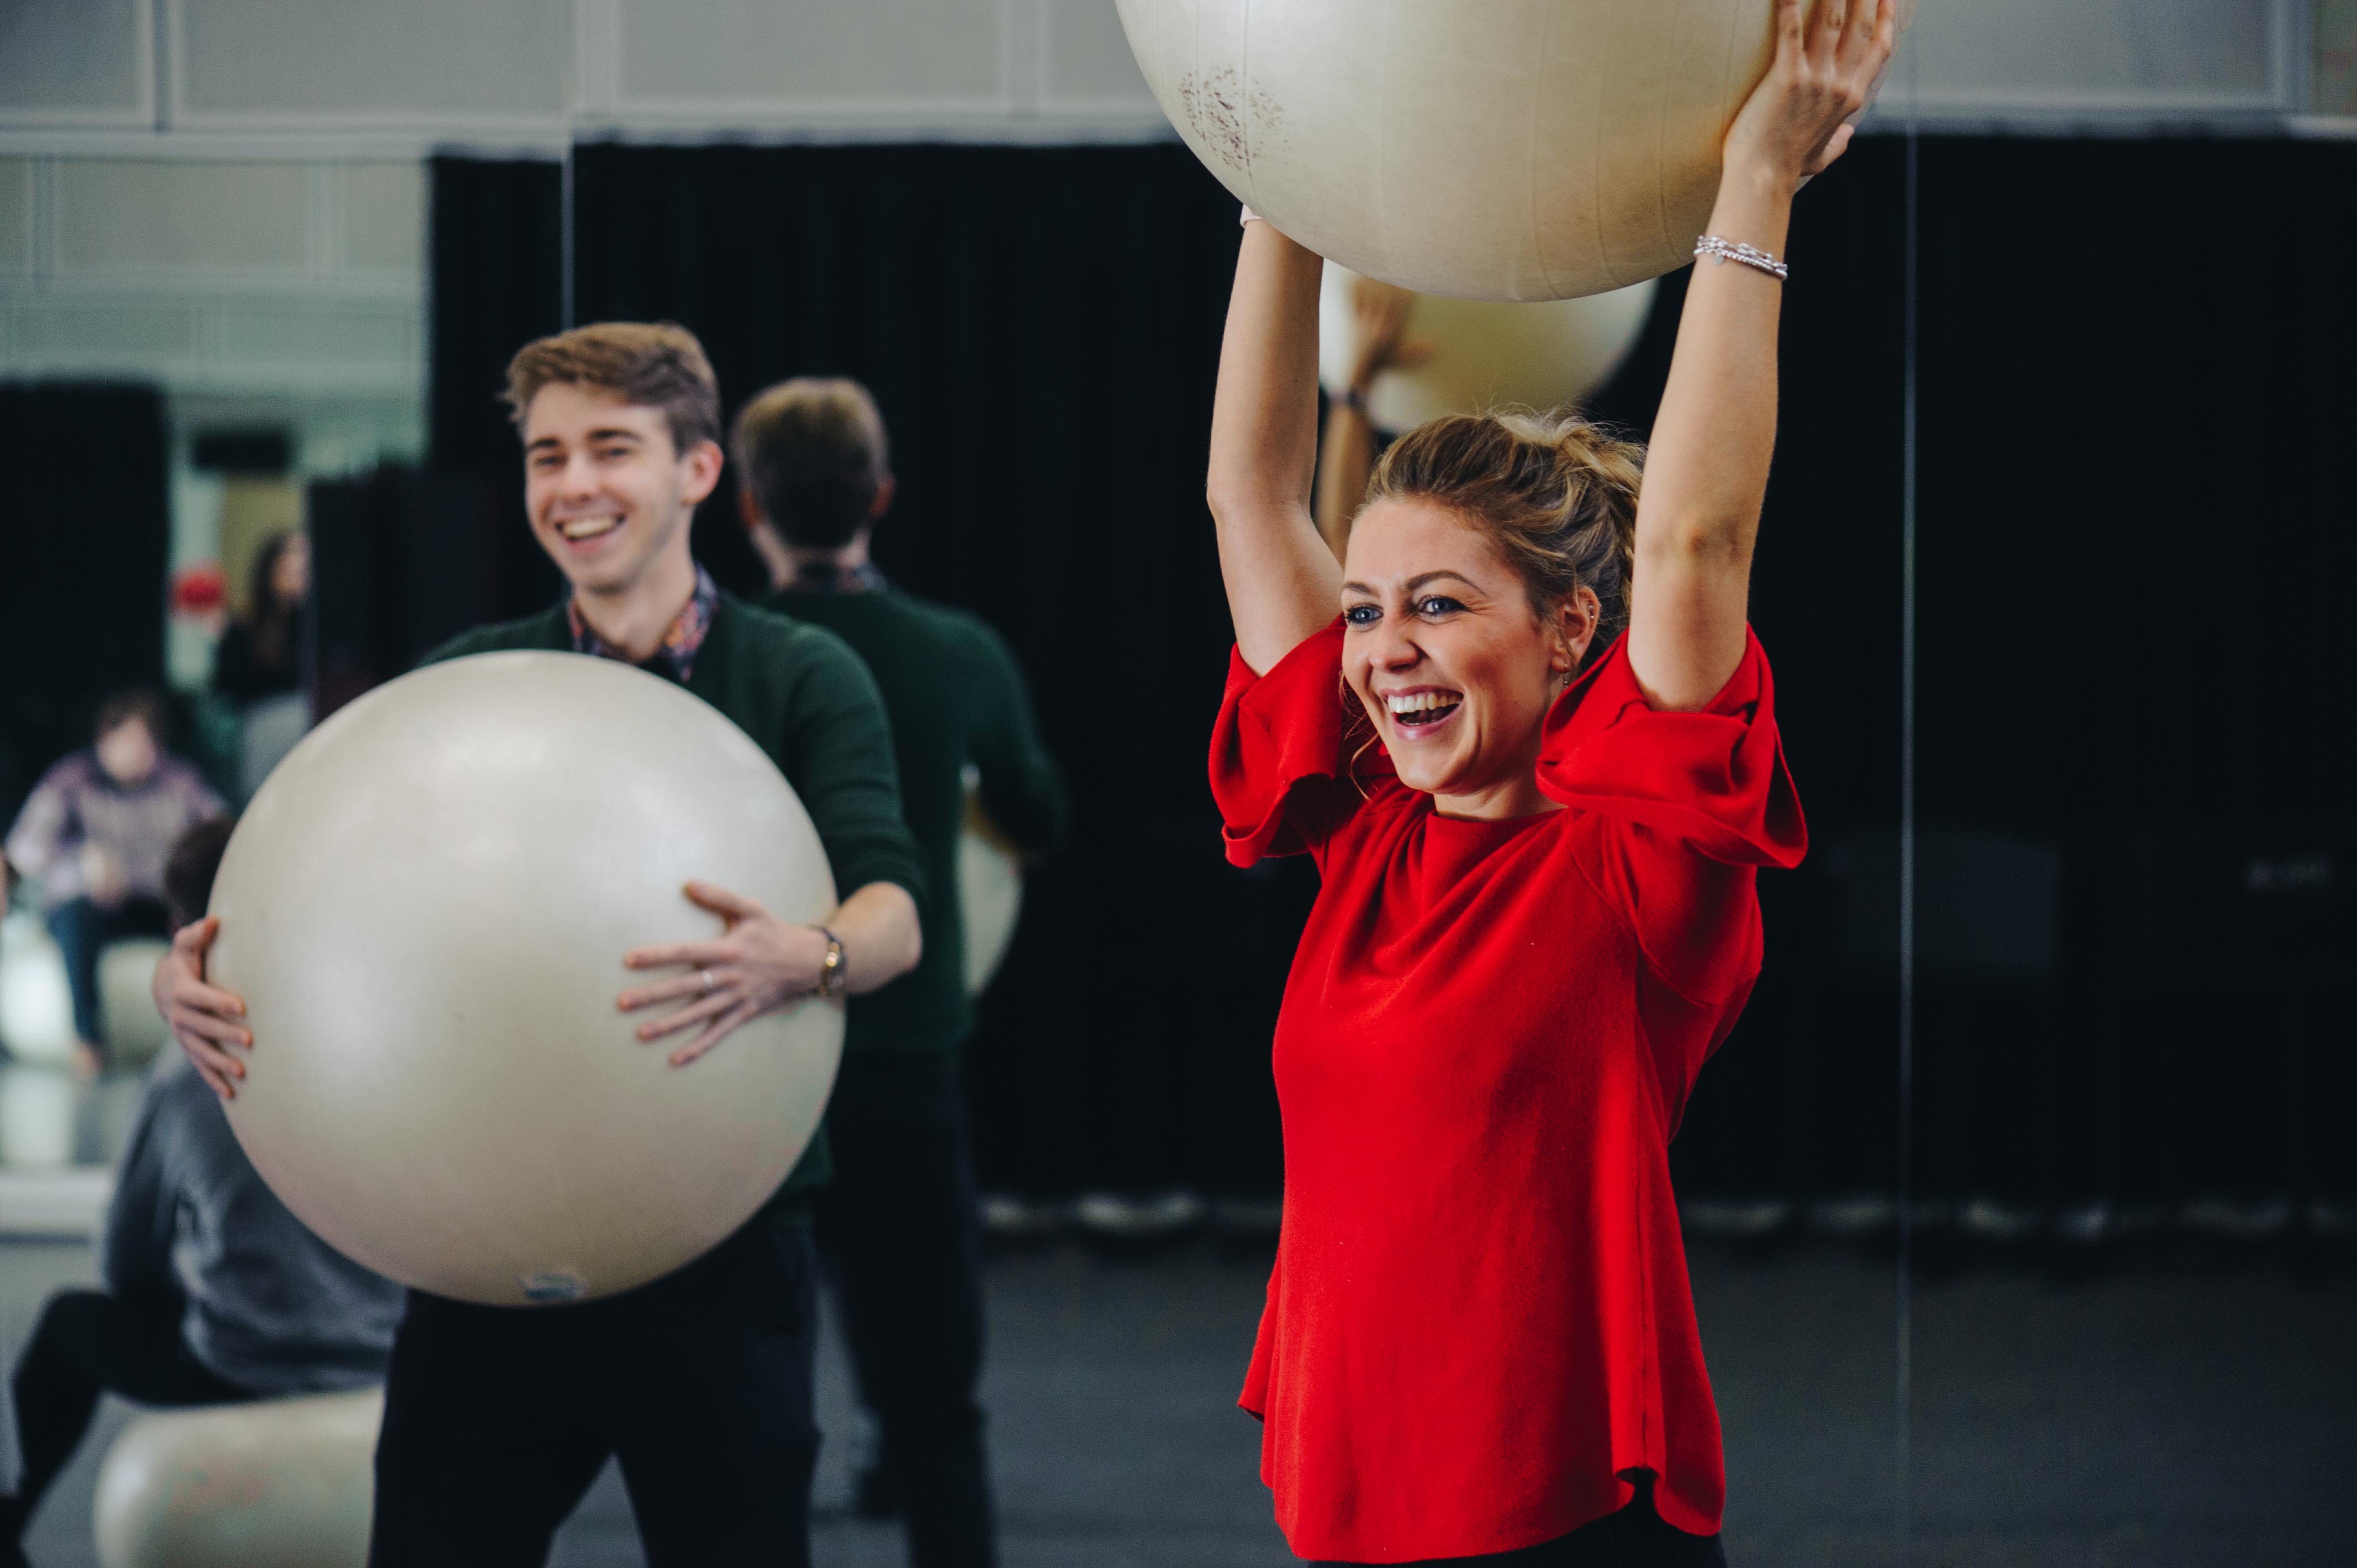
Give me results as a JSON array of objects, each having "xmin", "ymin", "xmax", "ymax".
[{"xmin": 1417, "ymin": 596, "xmax": 1463, "ymax": 616}]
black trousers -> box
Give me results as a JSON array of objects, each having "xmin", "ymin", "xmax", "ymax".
[
  {"xmin": 1311, "ymin": 1481, "xmax": 1728, "ymax": 1567},
  {"xmin": 813, "ymin": 1050, "xmax": 996, "ymax": 1568},
  {"xmin": 46, "ymin": 895, "xmax": 169, "ymax": 1050},
  {"xmin": 368, "ymin": 1214, "xmax": 820, "ymax": 1567},
  {"xmin": 1, "ymin": 1290, "xmax": 249, "ymax": 1541}
]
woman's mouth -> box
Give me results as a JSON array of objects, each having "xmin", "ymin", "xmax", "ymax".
[
  {"xmin": 1385, "ymin": 690, "xmax": 1463, "ymax": 734},
  {"xmin": 555, "ymin": 513, "xmax": 625, "ymax": 545}
]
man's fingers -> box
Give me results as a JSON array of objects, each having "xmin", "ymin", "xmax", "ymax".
[
  {"xmin": 622, "ymin": 941, "xmax": 732, "ymax": 972},
  {"xmin": 617, "ymin": 969, "xmax": 737, "ymax": 1012},
  {"xmin": 182, "ymin": 980, "xmax": 248, "ymax": 1020},
  {"xmin": 174, "ymin": 1011, "xmax": 251, "ymax": 1050},
  {"xmin": 174, "ymin": 916, "xmax": 219, "ymax": 958},
  {"xmin": 634, "ymin": 989, "xmax": 736, "ymax": 1042},
  {"xmin": 176, "ymin": 1029, "xmax": 247, "ymax": 1086},
  {"xmin": 191, "ymin": 1058, "xmax": 236, "ymax": 1100},
  {"xmin": 682, "ymin": 880, "xmax": 762, "ymax": 920},
  {"xmin": 670, "ymin": 1002, "xmax": 758, "ymax": 1068}
]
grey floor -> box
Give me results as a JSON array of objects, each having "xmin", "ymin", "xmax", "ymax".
[{"xmin": 3, "ymin": 1235, "xmax": 2353, "ymax": 1568}]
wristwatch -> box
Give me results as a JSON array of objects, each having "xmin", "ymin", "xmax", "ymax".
[{"xmin": 813, "ymin": 926, "xmax": 846, "ymax": 998}]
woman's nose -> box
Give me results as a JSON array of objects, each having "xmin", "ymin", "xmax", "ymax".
[{"xmin": 1369, "ymin": 615, "xmax": 1420, "ymax": 669}]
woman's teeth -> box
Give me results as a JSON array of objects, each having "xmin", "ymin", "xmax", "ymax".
[
  {"xmin": 1386, "ymin": 692, "xmax": 1463, "ymax": 727},
  {"xmin": 558, "ymin": 514, "xmax": 622, "ymax": 541}
]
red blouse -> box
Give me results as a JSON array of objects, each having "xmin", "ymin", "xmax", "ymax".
[{"xmin": 1209, "ymin": 622, "xmax": 1804, "ymax": 1563}]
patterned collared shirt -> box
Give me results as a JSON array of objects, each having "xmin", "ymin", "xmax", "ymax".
[{"xmin": 566, "ymin": 565, "xmax": 719, "ymax": 682}]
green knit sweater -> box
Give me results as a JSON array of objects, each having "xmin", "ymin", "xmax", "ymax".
[
  {"xmin": 768, "ymin": 586, "xmax": 1068, "ymax": 1054},
  {"xmin": 424, "ymin": 594, "xmax": 930, "ymax": 1218}
]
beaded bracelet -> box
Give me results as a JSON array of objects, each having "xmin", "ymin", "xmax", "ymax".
[{"xmin": 1694, "ymin": 234, "xmax": 1788, "ymax": 281}]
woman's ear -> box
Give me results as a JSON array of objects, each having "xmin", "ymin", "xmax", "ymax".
[{"xmin": 1555, "ymin": 589, "xmax": 1602, "ymax": 678}]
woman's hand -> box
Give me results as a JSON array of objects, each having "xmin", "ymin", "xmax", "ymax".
[
  {"xmin": 1722, "ymin": 0, "xmax": 1897, "ymax": 190},
  {"xmin": 153, "ymin": 917, "xmax": 251, "ymax": 1099},
  {"xmin": 618, "ymin": 881, "xmax": 832, "ymax": 1067}
]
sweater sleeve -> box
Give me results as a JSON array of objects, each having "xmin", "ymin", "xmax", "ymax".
[
  {"xmin": 101, "ymin": 1067, "xmax": 182, "ymax": 1303},
  {"xmin": 1208, "ymin": 621, "xmax": 1373, "ymax": 868},
  {"xmin": 3, "ymin": 760, "xmax": 84, "ymax": 900},
  {"xmin": 963, "ymin": 620, "xmax": 1070, "ymax": 858},
  {"xmin": 780, "ymin": 630, "xmax": 932, "ymax": 920},
  {"xmin": 1537, "ymin": 629, "xmax": 1807, "ymax": 1004}
]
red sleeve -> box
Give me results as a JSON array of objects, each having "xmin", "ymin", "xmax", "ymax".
[
  {"xmin": 1208, "ymin": 621, "xmax": 1376, "ymax": 868},
  {"xmin": 1537, "ymin": 629, "xmax": 1807, "ymax": 1003}
]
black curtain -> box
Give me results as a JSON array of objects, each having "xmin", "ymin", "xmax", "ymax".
[
  {"xmin": 0, "ymin": 384, "xmax": 169, "ymax": 826},
  {"xmin": 573, "ymin": 142, "xmax": 1290, "ymax": 1199},
  {"xmin": 428, "ymin": 135, "xmax": 2354, "ymax": 1210}
]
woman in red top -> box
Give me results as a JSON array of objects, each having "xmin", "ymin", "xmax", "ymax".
[{"xmin": 1203, "ymin": 3, "xmax": 1892, "ymax": 1562}]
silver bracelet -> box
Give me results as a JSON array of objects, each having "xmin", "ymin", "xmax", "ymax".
[{"xmin": 1694, "ymin": 234, "xmax": 1788, "ymax": 281}]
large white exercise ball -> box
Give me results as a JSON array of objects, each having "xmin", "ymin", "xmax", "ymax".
[
  {"xmin": 959, "ymin": 773, "xmax": 1023, "ymax": 997},
  {"xmin": 93, "ymin": 1389, "xmax": 381, "ymax": 1568},
  {"xmin": 1118, "ymin": 0, "xmax": 1911, "ymax": 301},
  {"xmin": 207, "ymin": 652, "xmax": 843, "ymax": 1307},
  {"xmin": 1319, "ymin": 265, "xmax": 1656, "ymax": 430}
]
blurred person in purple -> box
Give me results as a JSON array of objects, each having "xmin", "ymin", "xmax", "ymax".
[{"xmin": 4, "ymin": 689, "xmax": 223, "ymax": 1072}]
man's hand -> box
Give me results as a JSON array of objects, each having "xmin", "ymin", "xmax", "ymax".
[
  {"xmin": 1346, "ymin": 275, "xmax": 1433, "ymax": 394},
  {"xmin": 80, "ymin": 843, "xmax": 129, "ymax": 908},
  {"xmin": 153, "ymin": 917, "xmax": 252, "ymax": 1099},
  {"xmin": 618, "ymin": 882, "xmax": 832, "ymax": 1068}
]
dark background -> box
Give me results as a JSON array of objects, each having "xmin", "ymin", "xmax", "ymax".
[{"xmin": 17, "ymin": 136, "xmax": 2345, "ymax": 1214}]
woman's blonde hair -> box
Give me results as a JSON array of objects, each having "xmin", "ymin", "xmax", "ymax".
[{"xmin": 1362, "ymin": 408, "xmax": 1644, "ymax": 668}]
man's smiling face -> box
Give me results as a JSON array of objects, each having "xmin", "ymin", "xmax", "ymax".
[{"xmin": 521, "ymin": 382, "xmax": 714, "ymax": 597}]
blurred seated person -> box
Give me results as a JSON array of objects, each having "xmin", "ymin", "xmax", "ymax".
[
  {"xmin": 210, "ymin": 531, "xmax": 309, "ymax": 704},
  {"xmin": 0, "ymin": 817, "xmax": 404, "ymax": 1566},
  {"xmin": 3, "ymin": 690, "xmax": 224, "ymax": 1073}
]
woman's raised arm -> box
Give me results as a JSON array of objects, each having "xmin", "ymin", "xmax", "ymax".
[
  {"xmin": 1207, "ymin": 218, "xmax": 1344, "ymax": 675},
  {"xmin": 1625, "ymin": 0, "xmax": 1896, "ymax": 711}
]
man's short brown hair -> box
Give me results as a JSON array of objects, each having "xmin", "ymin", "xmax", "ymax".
[
  {"xmin": 94, "ymin": 687, "xmax": 164, "ymax": 745},
  {"xmin": 731, "ymin": 378, "xmax": 891, "ymax": 550},
  {"xmin": 503, "ymin": 322, "xmax": 722, "ymax": 457}
]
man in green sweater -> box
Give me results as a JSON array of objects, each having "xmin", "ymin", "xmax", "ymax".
[
  {"xmin": 154, "ymin": 324, "xmax": 929, "ymax": 1567},
  {"xmin": 735, "ymin": 378, "xmax": 1067, "ymax": 1568}
]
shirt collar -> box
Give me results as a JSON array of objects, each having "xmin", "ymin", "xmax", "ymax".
[
  {"xmin": 567, "ymin": 565, "xmax": 719, "ymax": 682},
  {"xmin": 779, "ymin": 559, "xmax": 887, "ymax": 595}
]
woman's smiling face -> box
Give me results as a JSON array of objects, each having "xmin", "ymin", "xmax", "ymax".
[{"xmin": 1340, "ymin": 497, "xmax": 1593, "ymax": 815}]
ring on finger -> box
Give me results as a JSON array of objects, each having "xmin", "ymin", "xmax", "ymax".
[{"xmin": 699, "ymin": 968, "xmax": 716, "ymax": 993}]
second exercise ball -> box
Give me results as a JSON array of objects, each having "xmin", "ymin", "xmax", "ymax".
[
  {"xmin": 208, "ymin": 652, "xmax": 843, "ymax": 1307},
  {"xmin": 1319, "ymin": 266, "xmax": 1657, "ymax": 431},
  {"xmin": 1119, "ymin": 0, "xmax": 1907, "ymax": 301},
  {"xmin": 94, "ymin": 1389, "xmax": 381, "ymax": 1568}
]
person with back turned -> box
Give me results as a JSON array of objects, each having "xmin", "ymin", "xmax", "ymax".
[
  {"xmin": 152, "ymin": 323, "xmax": 930, "ymax": 1566},
  {"xmin": 737, "ymin": 378, "xmax": 1068, "ymax": 1568}
]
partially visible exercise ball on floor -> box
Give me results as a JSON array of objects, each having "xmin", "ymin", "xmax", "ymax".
[
  {"xmin": 959, "ymin": 771, "xmax": 1023, "ymax": 997},
  {"xmin": 92, "ymin": 1389, "xmax": 382, "ymax": 1568},
  {"xmin": 1319, "ymin": 265, "xmax": 1657, "ymax": 430},
  {"xmin": 207, "ymin": 652, "xmax": 844, "ymax": 1307},
  {"xmin": 1118, "ymin": 0, "xmax": 1910, "ymax": 300},
  {"xmin": 99, "ymin": 937, "xmax": 176, "ymax": 1070}
]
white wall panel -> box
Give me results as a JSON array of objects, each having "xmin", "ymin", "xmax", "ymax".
[
  {"xmin": 1045, "ymin": 0, "xmax": 1153, "ymax": 106},
  {"xmin": 0, "ymin": 0, "xmax": 150, "ymax": 125},
  {"xmin": 1913, "ymin": 0, "xmax": 2276, "ymax": 107},
  {"xmin": 614, "ymin": 0, "xmax": 1005, "ymax": 110},
  {"xmin": 217, "ymin": 299, "xmax": 415, "ymax": 363},
  {"xmin": 0, "ymin": 158, "xmax": 30, "ymax": 275},
  {"xmin": 339, "ymin": 162, "xmax": 425, "ymax": 271},
  {"xmin": 12, "ymin": 298, "xmax": 198, "ymax": 355},
  {"xmin": 58, "ymin": 159, "xmax": 307, "ymax": 271},
  {"xmin": 172, "ymin": 0, "xmax": 570, "ymax": 126}
]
